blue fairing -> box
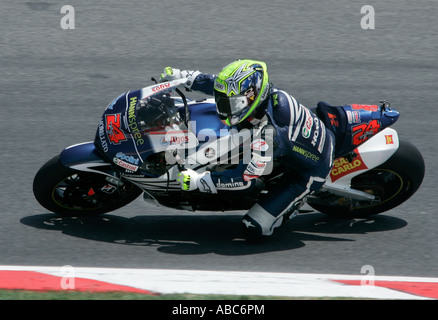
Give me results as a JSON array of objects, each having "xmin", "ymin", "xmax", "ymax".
[
  {"xmin": 186, "ymin": 101, "xmax": 228, "ymax": 139},
  {"xmin": 60, "ymin": 142, "xmax": 106, "ymax": 166},
  {"xmin": 315, "ymin": 101, "xmax": 400, "ymax": 157},
  {"xmin": 91, "ymin": 85, "xmax": 227, "ymax": 177}
]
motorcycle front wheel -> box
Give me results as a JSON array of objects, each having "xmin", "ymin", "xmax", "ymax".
[
  {"xmin": 33, "ymin": 154, "xmax": 142, "ymax": 216},
  {"xmin": 308, "ymin": 140, "xmax": 425, "ymax": 218}
]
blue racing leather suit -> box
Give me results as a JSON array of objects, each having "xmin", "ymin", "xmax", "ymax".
[{"xmin": 191, "ymin": 73, "xmax": 335, "ymax": 228}]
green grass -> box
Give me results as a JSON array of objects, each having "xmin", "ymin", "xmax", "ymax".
[{"xmin": 0, "ymin": 289, "xmax": 351, "ymax": 300}]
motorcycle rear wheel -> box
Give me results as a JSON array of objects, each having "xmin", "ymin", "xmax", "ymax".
[
  {"xmin": 308, "ymin": 140, "xmax": 425, "ymax": 218},
  {"xmin": 33, "ymin": 154, "xmax": 142, "ymax": 216}
]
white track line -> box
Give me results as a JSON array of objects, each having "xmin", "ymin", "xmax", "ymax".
[{"xmin": 1, "ymin": 265, "xmax": 436, "ymax": 299}]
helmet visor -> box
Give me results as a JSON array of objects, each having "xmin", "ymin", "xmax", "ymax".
[
  {"xmin": 215, "ymin": 87, "xmax": 258, "ymax": 125},
  {"xmin": 215, "ymin": 91, "xmax": 249, "ymax": 115}
]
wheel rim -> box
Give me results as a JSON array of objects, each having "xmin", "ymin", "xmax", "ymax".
[
  {"xmin": 51, "ymin": 173, "xmax": 130, "ymax": 211},
  {"xmin": 350, "ymin": 168, "xmax": 405, "ymax": 209}
]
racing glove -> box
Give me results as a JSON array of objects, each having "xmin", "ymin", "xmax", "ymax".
[
  {"xmin": 243, "ymin": 153, "xmax": 272, "ymax": 182},
  {"xmin": 177, "ymin": 169, "xmax": 217, "ymax": 193},
  {"xmin": 160, "ymin": 67, "xmax": 201, "ymax": 90}
]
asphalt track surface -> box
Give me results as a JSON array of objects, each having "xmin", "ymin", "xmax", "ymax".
[{"xmin": 1, "ymin": 0, "xmax": 437, "ymax": 281}]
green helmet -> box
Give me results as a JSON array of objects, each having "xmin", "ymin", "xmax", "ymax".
[{"xmin": 214, "ymin": 60, "xmax": 270, "ymax": 126}]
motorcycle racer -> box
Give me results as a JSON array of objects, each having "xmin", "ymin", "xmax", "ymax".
[{"xmin": 161, "ymin": 60, "xmax": 335, "ymax": 241}]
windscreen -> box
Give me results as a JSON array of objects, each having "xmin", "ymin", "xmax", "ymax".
[{"xmin": 133, "ymin": 91, "xmax": 186, "ymax": 134}]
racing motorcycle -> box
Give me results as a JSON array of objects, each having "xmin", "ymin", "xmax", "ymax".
[{"xmin": 33, "ymin": 78, "xmax": 425, "ymax": 219}]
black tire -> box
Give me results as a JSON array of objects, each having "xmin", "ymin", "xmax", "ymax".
[
  {"xmin": 33, "ymin": 154, "xmax": 142, "ymax": 216},
  {"xmin": 309, "ymin": 140, "xmax": 425, "ymax": 218}
]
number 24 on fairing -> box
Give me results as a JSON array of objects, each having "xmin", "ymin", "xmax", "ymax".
[{"xmin": 352, "ymin": 119, "xmax": 381, "ymax": 145}]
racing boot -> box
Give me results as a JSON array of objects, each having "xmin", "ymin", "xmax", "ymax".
[
  {"xmin": 241, "ymin": 200, "xmax": 303, "ymax": 242},
  {"xmin": 241, "ymin": 203, "xmax": 284, "ymax": 242}
]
